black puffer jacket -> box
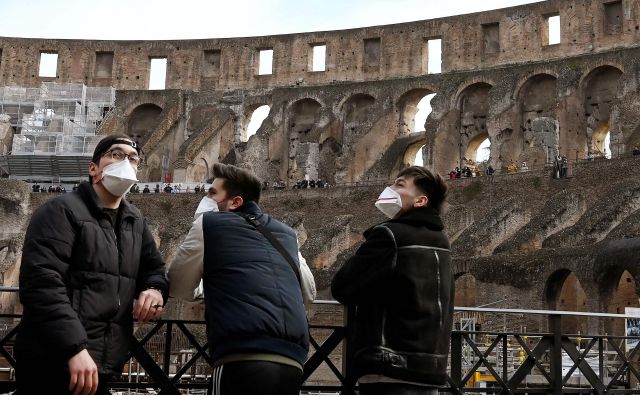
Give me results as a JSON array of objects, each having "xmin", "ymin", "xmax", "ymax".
[
  {"xmin": 331, "ymin": 206, "xmax": 454, "ymax": 386},
  {"xmin": 16, "ymin": 182, "xmax": 168, "ymax": 374}
]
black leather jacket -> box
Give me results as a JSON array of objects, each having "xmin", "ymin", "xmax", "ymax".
[{"xmin": 331, "ymin": 206, "xmax": 454, "ymax": 386}]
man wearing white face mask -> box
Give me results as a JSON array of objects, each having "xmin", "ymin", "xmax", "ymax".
[
  {"xmin": 331, "ymin": 166, "xmax": 453, "ymax": 395},
  {"xmin": 16, "ymin": 134, "xmax": 168, "ymax": 395}
]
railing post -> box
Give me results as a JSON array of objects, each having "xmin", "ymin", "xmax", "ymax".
[
  {"xmin": 164, "ymin": 321, "xmax": 173, "ymax": 375},
  {"xmin": 450, "ymin": 332, "xmax": 463, "ymax": 389},
  {"xmin": 342, "ymin": 305, "xmax": 356, "ymax": 395},
  {"xmin": 550, "ymin": 314, "xmax": 563, "ymax": 394}
]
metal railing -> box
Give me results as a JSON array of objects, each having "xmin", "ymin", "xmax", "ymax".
[{"xmin": 0, "ymin": 288, "xmax": 639, "ymax": 394}]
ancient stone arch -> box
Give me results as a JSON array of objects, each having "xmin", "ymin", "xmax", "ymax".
[
  {"xmin": 397, "ymin": 88, "xmax": 437, "ymax": 135},
  {"xmin": 287, "ymin": 98, "xmax": 323, "ymax": 181},
  {"xmin": 457, "ymin": 82, "xmax": 493, "ymax": 167},
  {"xmin": 127, "ymin": 103, "xmax": 164, "ymax": 145},
  {"xmin": 545, "ymin": 269, "xmax": 588, "ymax": 334},
  {"xmin": 515, "ymin": 73, "xmax": 559, "ymax": 167},
  {"xmin": 581, "ymin": 65, "xmax": 624, "ymax": 157}
]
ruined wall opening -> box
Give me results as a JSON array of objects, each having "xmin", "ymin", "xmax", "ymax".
[
  {"xmin": 604, "ymin": 1, "xmax": 623, "ymax": 35},
  {"xmin": 545, "ymin": 14, "xmax": 561, "ymax": 45},
  {"xmin": 545, "ymin": 270, "xmax": 587, "ymax": 334},
  {"xmin": 203, "ymin": 49, "xmax": 221, "ymax": 77},
  {"xmin": 482, "ymin": 23, "xmax": 500, "ymax": 55},
  {"xmin": 38, "ymin": 52, "xmax": 58, "ymax": 78},
  {"xmin": 363, "ymin": 38, "xmax": 381, "ymax": 71},
  {"xmin": 288, "ymin": 98, "xmax": 322, "ymax": 182},
  {"xmin": 605, "ymin": 270, "xmax": 639, "ymax": 337},
  {"xmin": 583, "ymin": 65, "xmax": 623, "ymax": 158},
  {"xmin": 94, "ymin": 52, "xmax": 114, "ymax": 79},
  {"xmin": 244, "ymin": 105, "xmax": 270, "ymax": 141},
  {"xmin": 427, "ymin": 38, "xmax": 442, "ymax": 74},
  {"xmin": 258, "ymin": 48, "xmax": 273, "ymax": 75},
  {"xmin": 515, "ymin": 74, "xmax": 558, "ymax": 166},
  {"xmin": 398, "ymin": 89, "xmax": 436, "ymax": 135},
  {"xmin": 127, "ymin": 103, "xmax": 163, "ymax": 145},
  {"xmin": 309, "ymin": 44, "xmax": 326, "ymax": 72},
  {"xmin": 458, "ymin": 82, "xmax": 492, "ymax": 168},
  {"xmin": 148, "ymin": 58, "xmax": 167, "ymax": 90}
]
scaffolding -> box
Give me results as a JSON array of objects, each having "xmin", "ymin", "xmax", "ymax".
[{"xmin": 1, "ymin": 82, "xmax": 115, "ymax": 156}]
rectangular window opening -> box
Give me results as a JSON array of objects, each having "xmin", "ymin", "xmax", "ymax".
[
  {"xmin": 310, "ymin": 44, "xmax": 326, "ymax": 72},
  {"xmin": 258, "ymin": 49, "xmax": 273, "ymax": 75},
  {"xmin": 203, "ymin": 49, "xmax": 221, "ymax": 76},
  {"xmin": 39, "ymin": 52, "xmax": 58, "ymax": 78},
  {"xmin": 363, "ymin": 38, "xmax": 381, "ymax": 69},
  {"xmin": 427, "ymin": 38, "xmax": 442, "ymax": 74},
  {"xmin": 547, "ymin": 15, "xmax": 561, "ymax": 45},
  {"xmin": 149, "ymin": 57, "xmax": 167, "ymax": 90},
  {"xmin": 605, "ymin": 1, "xmax": 623, "ymax": 35},
  {"xmin": 482, "ymin": 23, "xmax": 500, "ymax": 54},
  {"xmin": 95, "ymin": 51, "xmax": 114, "ymax": 78}
]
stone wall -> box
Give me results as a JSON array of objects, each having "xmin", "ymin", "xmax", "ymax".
[
  {"xmin": 1, "ymin": 1, "xmax": 639, "ymax": 90},
  {"xmin": 3, "ymin": 155, "xmax": 640, "ymax": 335}
]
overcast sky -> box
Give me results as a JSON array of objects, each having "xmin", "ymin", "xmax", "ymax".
[{"xmin": 0, "ymin": 0, "xmax": 544, "ymax": 40}]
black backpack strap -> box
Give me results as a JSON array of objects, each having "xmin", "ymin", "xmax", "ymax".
[{"xmin": 240, "ymin": 213, "xmax": 302, "ymax": 287}]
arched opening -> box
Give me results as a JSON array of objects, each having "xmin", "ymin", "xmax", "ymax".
[
  {"xmin": 288, "ymin": 99, "xmax": 323, "ymax": 182},
  {"xmin": 606, "ymin": 270, "xmax": 639, "ymax": 337},
  {"xmin": 244, "ymin": 105, "xmax": 270, "ymax": 141},
  {"xmin": 414, "ymin": 145, "xmax": 425, "ymax": 166},
  {"xmin": 127, "ymin": 104, "xmax": 163, "ymax": 145},
  {"xmin": 592, "ymin": 126, "xmax": 612, "ymax": 159},
  {"xmin": 398, "ymin": 89, "xmax": 436, "ymax": 135},
  {"xmin": 402, "ymin": 141, "xmax": 427, "ymax": 167},
  {"xmin": 414, "ymin": 93, "xmax": 436, "ymax": 133},
  {"xmin": 583, "ymin": 66, "xmax": 623, "ymax": 158},
  {"xmin": 546, "ymin": 270, "xmax": 587, "ymax": 334},
  {"xmin": 463, "ymin": 133, "xmax": 490, "ymax": 174},
  {"xmin": 343, "ymin": 94, "xmax": 376, "ymax": 125},
  {"xmin": 458, "ymin": 83, "xmax": 492, "ymax": 168},
  {"xmin": 514, "ymin": 74, "xmax": 558, "ymax": 166}
]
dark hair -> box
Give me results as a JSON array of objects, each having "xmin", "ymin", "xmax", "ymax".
[
  {"xmin": 212, "ymin": 163, "xmax": 261, "ymax": 204},
  {"xmin": 396, "ymin": 166, "xmax": 448, "ymax": 211},
  {"xmin": 89, "ymin": 134, "xmax": 139, "ymax": 182}
]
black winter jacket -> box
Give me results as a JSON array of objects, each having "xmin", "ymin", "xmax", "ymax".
[
  {"xmin": 201, "ymin": 202, "xmax": 309, "ymax": 365},
  {"xmin": 16, "ymin": 182, "xmax": 168, "ymax": 374},
  {"xmin": 331, "ymin": 206, "xmax": 454, "ymax": 386}
]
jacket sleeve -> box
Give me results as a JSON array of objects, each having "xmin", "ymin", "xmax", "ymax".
[
  {"xmin": 136, "ymin": 218, "xmax": 169, "ymax": 303},
  {"xmin": 330, "ymin": 225, "xmax": 396, "ymax": 305},
  {"xmin": 168, "ymin": 215, "xmax": 205, "ymax": 301},
  {"xmin": 18, "ymin": 201, "xmax": 88, "ymax": 360},
  {"xmin": 298, "ymin": 251, "xmax": 316, "ymax": 305}
]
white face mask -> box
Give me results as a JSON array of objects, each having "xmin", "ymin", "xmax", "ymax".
[
  {"xmin": 194, "ymin": 196, "xmax": 219, "ymax": 219},
  {"xmin": 100, "ymin": 159, "xmax": 139, "ymax": 197},
  {"xmin": 375, "ymin": 187, "xmax": 403, "ymax": 219}
]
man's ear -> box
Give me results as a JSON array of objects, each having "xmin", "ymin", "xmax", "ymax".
[
  {"xmin": 88, "ymin": 162, "xmax": 99, "ymax": 183},
  {"xmin": 414, "ymin": 195, "xmax": 429, "ymax": 208},
  {"xmin": 229, "ymin": 196, "xmax": 244, "ymax": 210}
]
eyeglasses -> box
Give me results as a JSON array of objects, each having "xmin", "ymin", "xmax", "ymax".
[{"xmin": 103, "ymin": 148, "xmax": 141, "ymax": 166}]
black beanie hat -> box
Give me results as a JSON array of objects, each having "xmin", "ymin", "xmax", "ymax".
[{"xmin": 92, "ymin": 135, "xmax": 140, "ymax": 164}]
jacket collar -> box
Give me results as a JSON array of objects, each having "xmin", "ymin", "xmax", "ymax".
[
  {"xmin": 233, "ymin": 201, "xmax": 263, "ymax": 217},
  {"xmin": 381, "ymin": 206, "xmax": 444, "ymax": 231},
  {"xmin": 77, "ymin": 181, "xmax": 139, "ymax": 220}
]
